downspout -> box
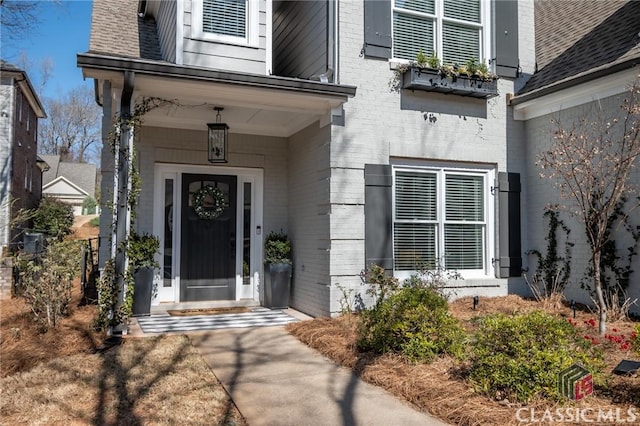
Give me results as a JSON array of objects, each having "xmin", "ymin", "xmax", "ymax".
[{"xmin": 112, "ymin": 70, "xmax": 135, "ymax": 335}]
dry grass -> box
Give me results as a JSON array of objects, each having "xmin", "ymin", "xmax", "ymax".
[
  {"xmin": 0, "ymin": 220, "xmax": 246, "ymax": 425},
  {"xmin": 287, "ymin": 296, "xmax": 640, "ymax": 426},
  {"xmin": 0, "ymin": 335, "xmax": 245, "ymax": 426}
]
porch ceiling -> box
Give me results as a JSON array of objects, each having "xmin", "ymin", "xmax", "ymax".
[
  {"xmin": 78, "ymin": 53, "xmax": 356, "ymax": 138},
  {"xmin": 132, "ymin": 75, "xmax": 339, "ymax": 137}
]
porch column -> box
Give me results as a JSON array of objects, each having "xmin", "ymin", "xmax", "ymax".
[
  {"xmin": 98, "ymin": 81, "xmax": 112, "ymax": 269},
  {"xmin": 113, "ymin": 71, "xmax": 135, "ymax": 333}
]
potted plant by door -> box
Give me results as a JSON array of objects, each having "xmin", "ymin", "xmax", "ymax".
[{"xmin": 264, "ymin": 230, "xmax": 292, "ymax": 309}]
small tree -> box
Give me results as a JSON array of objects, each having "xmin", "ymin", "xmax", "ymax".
[
  {"xmin": 537, "ymin": 80, "xmax": 640, "ymax": 335},
  {"xmin": 17, "ymin": 239, "xmax": 81, "ymax": 331}
]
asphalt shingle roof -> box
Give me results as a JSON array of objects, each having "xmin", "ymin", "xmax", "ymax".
[
  {"xmin": 40, "ymin": 155, "xmax": 96, "ymax": 197},
  {"xmin": 88, "ymin": 0, "xmax": 162, "ymax": 60},
  {"xmin": 519, "ymin": 0, "xmax": 640, "ymax": 96}
]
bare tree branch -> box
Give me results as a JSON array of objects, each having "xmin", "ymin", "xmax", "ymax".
[
  {"xmin": 38, "ymin": 86, "xmax": 102, "ymax": 165},
  {"xmin": 536, "ymin": 79, "xmax": 640, "ymax": 335}
]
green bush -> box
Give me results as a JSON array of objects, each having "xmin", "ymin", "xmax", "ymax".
[
  {"xmin": 82, "ymin": 196, "xmax": 97, "ymax": 214},
  {"xmin": 33, "ymin": 198, "xmax": 74, "ymax": 238},
  {"xmin": 633, "ymin": 324, "xmax": 640, "ymax": 355},
  {"xmin": 469, "ymin": 311, "xmax": 604, "ymax": 403},
  {"xmin": 358, "ymin": 286, "xmax": 466, "ymax": 362},
  {"xmin": 264, "ymin": 231, "xmax": 291, "ymax": 264}
]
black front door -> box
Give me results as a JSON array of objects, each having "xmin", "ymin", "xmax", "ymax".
[{"xmin": 180, "ymin": 173, "xmax": 237, "ymax": 301}]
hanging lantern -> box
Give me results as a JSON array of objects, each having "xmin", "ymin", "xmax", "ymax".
[{"xmin": 207, "ymin": 107, "xmax": 228, "ymax": 163}]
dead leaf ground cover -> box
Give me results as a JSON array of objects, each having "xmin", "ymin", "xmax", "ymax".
[
  {"xmin": 0, "ymin": 220, "xmax": 246, "ymax": 425},
  {"xmin": 286, "ymin": 295, "xmax": 640, "ymax": 426}
]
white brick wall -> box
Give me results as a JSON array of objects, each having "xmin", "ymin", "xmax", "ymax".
[
  {"xmin": 0, "ymin": 80, "xmax": 14, "ymax": 250},
  {"xmin": 287, "ymin": 122, "xmax": 333, "ymax": 316},
  {"xmin": 323, "ymin": 0, "xmax": 537, "ymax": 314}
]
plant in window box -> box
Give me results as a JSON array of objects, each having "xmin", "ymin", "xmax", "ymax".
[
  {"xmin": 394, "ymin": 52, "xmax": 498, "ymax": 98},
  {"xmin": 264, "ymin": 231, "xmax": 292, "ymax": 309}
]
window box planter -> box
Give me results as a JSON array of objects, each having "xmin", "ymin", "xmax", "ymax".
[{"xmin": 401, "ymin": 67, "xmax": 498, "ymax": 99}]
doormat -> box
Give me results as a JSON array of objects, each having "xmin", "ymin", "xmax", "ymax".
[{"xmin": 167, "ymin": 307, "xmax": 252, "ymax": 316}]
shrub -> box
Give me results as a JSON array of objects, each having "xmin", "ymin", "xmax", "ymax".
[
  {"xmin": 82, "ymin": 196, "xmax": 97, "ymax": 214},
  {"xmin": 358, "ymin": 286, "xmax": 466, "ymax": 362},
  {"xmin": 264, "ymin": 231, "xmax": 291, "ymax": 264},
  {"xmin": 469, "ymin": 311, "xmax": 604, "ymax": 403},
  {"xmin": 93, "ymin": 232, "xmax": 159, "ymax": 331},
  {"xmin": 33, "ymin": 198, "xmax": 74, "ymax": 238},
  {"xmin": 633, "ymin": 324, "xmax": 640, "ymax": 355},
  {"xmin": 16, "ymin": 239, "xmax": 81, "ymax": 332},
  {"xmin": 361, "ymin": 264, "xmax": 400, "ymax": 307}
]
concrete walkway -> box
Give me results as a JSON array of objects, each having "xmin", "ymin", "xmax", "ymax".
[{"xmin": 190, "ymin": 326, "xmax": 449, "ymax": 426}]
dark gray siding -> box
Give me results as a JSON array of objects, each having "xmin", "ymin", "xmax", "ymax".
[
  {"xmin": 273, "ymin": 1, "xmax": 330, "ymax": 80},
  {"xmin": 157, "ymin": 0, "xmax": 177, "ymax": 62}
]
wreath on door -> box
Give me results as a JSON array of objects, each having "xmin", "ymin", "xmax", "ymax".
[{"xmin": 193, "ymin": 185, "xmax": 226, "ymax": 220}]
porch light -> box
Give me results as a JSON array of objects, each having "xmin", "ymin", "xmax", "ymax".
[{"xmin": 207, "ymin": 107, "xmax": 228, "ymax": 163}]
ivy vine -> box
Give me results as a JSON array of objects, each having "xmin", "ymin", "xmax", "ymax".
[
  {"xmin": 94, "ymin": 97, "xmax": 168, "ymax": 331},
  {"xmin": 580, "ymin": 196, "xmax": 639, "ymax": 311},
  {"xmin": 527, "ymin": 206, "xmax": 573, "ymax": 294}
]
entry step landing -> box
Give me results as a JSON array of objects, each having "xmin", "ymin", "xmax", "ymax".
[{"xmin": 136, "ymin": 307, "xmax": 298, "ymax": 334}]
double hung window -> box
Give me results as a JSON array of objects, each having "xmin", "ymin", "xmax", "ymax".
[
  {"xmin": 193, "ymin": 0, "xmax": 258, "ymax": 47},
  {"xmin": 392, "ymin": 0, "xmax": 485, "ymax": 65},
  {"xmin": 393, "ymin": 166, "xmax": 491, "ymax": 276}
]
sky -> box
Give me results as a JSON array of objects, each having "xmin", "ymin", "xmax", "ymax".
[{"xmin": 2, "ymin": 1, "xmax": 93, "ymax": 100}]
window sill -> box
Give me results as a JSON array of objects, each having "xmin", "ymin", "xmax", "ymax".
[{"xmin": 401, "ymin": 67, "xmax": 498, "ymax": 99}]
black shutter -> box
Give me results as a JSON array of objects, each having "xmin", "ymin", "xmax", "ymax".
[
  {"xmin": 363, "ymin": 0, "xmax": 392, "ymax": 59},
  {"xmin": 494, "ymin": 0, "xmax": 519, "ymax": 78},
  {"xmin": 498, "ymin": 172, "xmax": 522, "ymax": 278},
  {"xmin": 364, "ymin": 164, "xmax": 393, "ymax": 271}
]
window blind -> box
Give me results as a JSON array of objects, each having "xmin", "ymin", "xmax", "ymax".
[
  {"xmin": 395, "ymin": 0, "xmax": 435, "ymax": 14},
  {"xmin": 395, "ymin": 171, "xmax": 437, "ymax": 220},
  {"xmin": 442, "ymin": 23, "xmax": 480, "ymax": 65},
  {"xmin": 203, "ymin": 0, "xmax": 246, "ymax": 38},
  {"xmin": 394, "ymin": 223, "xmax": 436, "ymax": 270},
  {"xmin": 443, "ymin": 0, "xmax": 480, "ymax": 23},
  {"xmin": 393, "ymin": 13, "xmax": 434, "ymax": 61},
  {"xmin": 445, "ymin": 174, "xmax": 483, "ymax": 221},
  {"xmin": 444, "ymin": 224, "xmax": 483, "ymax": 269}
]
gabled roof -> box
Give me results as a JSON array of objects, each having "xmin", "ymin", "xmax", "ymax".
[
  {"xmin": 0, "ymin": 59, "xmax": 46, "ymax": 118},
  {"xmin": 43, "ymin": 176, "xmax": 90, "ymax": 198},
  {"xmin": 89, "ymin": 0, "xmax": 162, "ymax": 60},
  {"xmin": 517, "ymin": 0, "xmax": 640, "ymax": 100},
  {"xmin": 40, "ymin": 155, "xmax": 96, "ymax": 197}
]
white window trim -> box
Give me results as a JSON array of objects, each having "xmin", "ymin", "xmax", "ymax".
[
  {"xmin": 191, "ymin": 0, "xmax": 259, "ymax": 48},
  {"xmin": 390, "ymin": 0, "xmax": 492, "ymax": 66},
  {"xmin": 391, "ymin": 163, "xmax": 495, "ymax": 280}
]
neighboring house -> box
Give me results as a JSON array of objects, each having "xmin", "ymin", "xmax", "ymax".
[
  {"xmin": 78, "ymin": 0, "xmax": 638, "ymax": 318},
  {"xmin": 40, "ymin": 154, "xmax": 98, "ymax": 215},
  {"xmin": 0, "ymin": 60, "xmax": 47, "ymax": 300},
  {"xmin": 512, "ymin": 0, "xmax": 640, "ymax": 310},
  {"xmin": 0, "ymin": 60, "xmax": 47, "ymax": 253}
]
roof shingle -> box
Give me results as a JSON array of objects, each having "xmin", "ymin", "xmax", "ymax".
[
  {"xmin": 88, "ymin": 0, "xmax": 162, "ymax": 61},
  {"xmin": 519, "ymin": 0, "xmax": 640, "ymax": 95}
]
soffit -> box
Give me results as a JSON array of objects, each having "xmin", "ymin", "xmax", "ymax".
[{"xmin": 79, "ymin": 54, "xmax": 355, "ymax": 138}]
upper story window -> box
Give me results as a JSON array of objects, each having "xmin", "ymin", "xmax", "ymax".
[
  {"xmin": 392, "ymin": 0, "xmax": 487, "ymax": 65},
  {"xmin": 192, "ymin": 0, "xmax": 259, "ymax": 47}
]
